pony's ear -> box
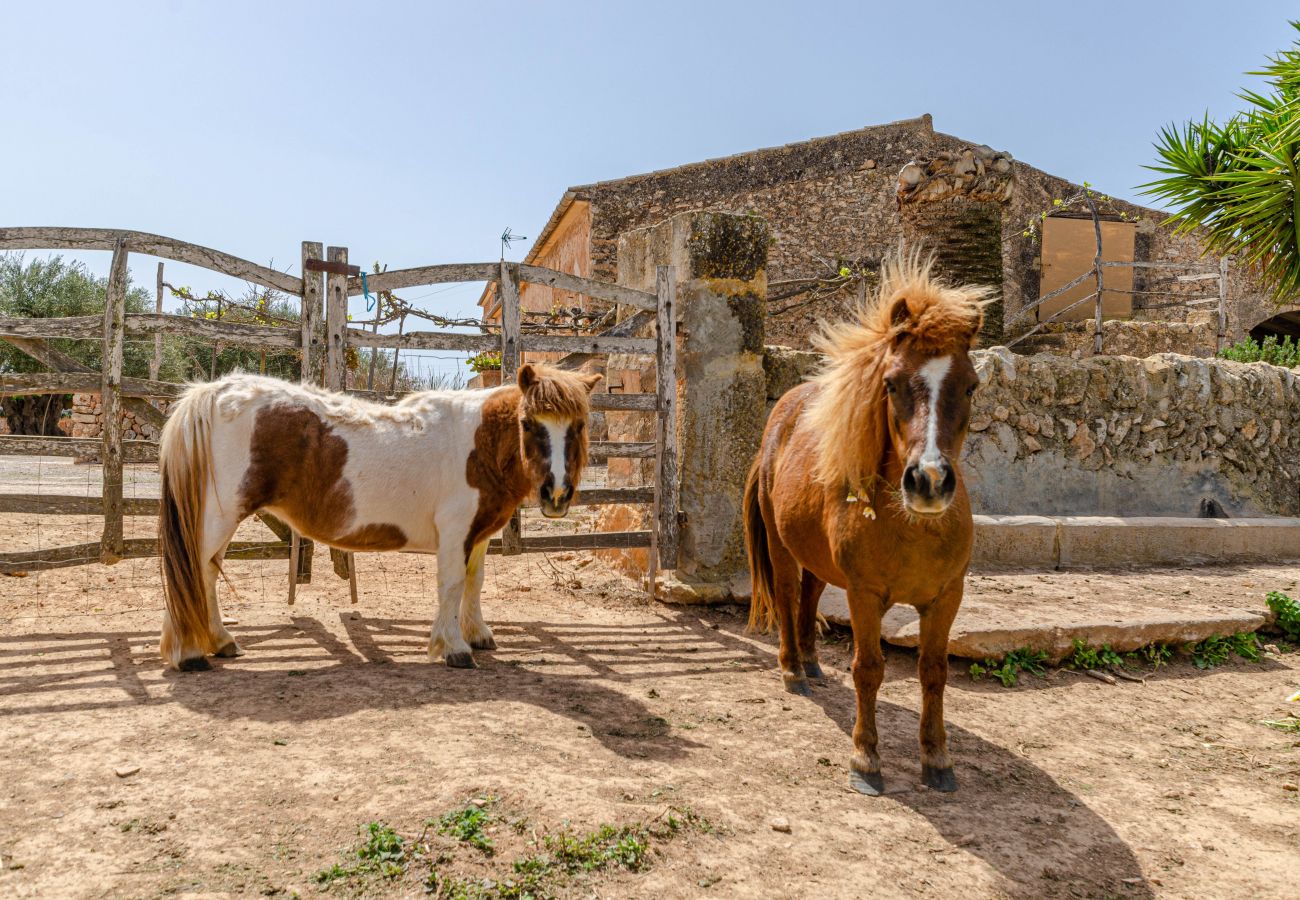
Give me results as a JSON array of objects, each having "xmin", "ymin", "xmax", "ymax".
[
  {"xmin": 889, "ymin": 296, "xmax": 912, "ymax": 330},
  {"xmin": 517, "ymin": 364, "xmax": 539, "ymax": 391},
  {"xmin": 580, "ymin": 372, "xmax": 603, "ymax": 394}
]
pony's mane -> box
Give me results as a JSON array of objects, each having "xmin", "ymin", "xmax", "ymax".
[
  {"xmin": 518, "ymin": 365, "xmax": 594, "ymax": 419},
  {"xmin": 806, "ymin": 251, "xmax": 993, "ymax": 491}
]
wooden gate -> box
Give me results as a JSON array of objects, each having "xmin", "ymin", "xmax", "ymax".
[{"xmin": 0, "ymin": 228, "xmax": 679, "ymax": 588}]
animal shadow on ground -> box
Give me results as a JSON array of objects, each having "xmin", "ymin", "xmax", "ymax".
[
  {"xmin": 0, "ymin": 611, "xmax": 774, "ymax": 761},
  {"xmin": 701, "ymin": 615, "xmax": 1156, "ymax": 899}
]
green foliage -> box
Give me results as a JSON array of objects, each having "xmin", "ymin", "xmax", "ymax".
[
  {"xmin": 1133, "ymin": 642, "xmax": 1174, "ymax": 669},
  {"xmin": 1142, "ymin": 22, "xmax": 1300, "ymax": 300},
  {"xmin": 172, "ymin": 284, "xmax": 303, "ymax": 381},
  {"xmin": 1065, "ymin": 639, "xmax": 1125, "ymax": 671},
  {"xmin": 1260, "ymin": 717, "xmax": 1300, "ymax": 734},
  {"xmin": 1266, "ymin": 591, "xmax": 1300, "ymax": 640},
  {"xmin": 315, "ymin": 821, "xmax": 408, "ymax": 885},
  {"xmin": 0, "ymin": 254, "xmax": 166, "ymax": 376},
  {"xmin": 435, "ymin": 800, "xmax": 496, "ymax": 855},
  {"xmin": 1186, "ymin": 632, "xmax": 1262, "ymax": 669},
  {"xmin": 1218, "ymin": 335, "xmax": 1300, "ymax": 368},
  {"xmin": 469, "ymin": 351, "xmax": 502, "ymax": 374},
  {"xmin": 543, "ymin": 823, "xmax": 650, "ymax": 873},
  {"xmin": 969, "ymin": 648, "xmax": 1048, "ymax": 687}
]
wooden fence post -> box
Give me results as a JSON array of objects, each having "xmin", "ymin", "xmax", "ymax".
[
  {"xmin": 100, "ymin": 239, "xmax": 128, "ymax": 564},
  {"xmin": 498, "ymin": 260, "xmax": 523, "ymax": 556},
  {"xmin": 151, "ymin": 262, "xmax": 163, "ymax": 381},
  {"xmin": 324, "ymin": 246, "xmax": 357, "ymax": 598},
  {"xmin": 1087, "ymin": 195, "xmax": 1105, "ymax": 356},
  {"xmin": 291, "ymin": 242, "xmax": 325, "ymax": 590},
  {"xmin": 301, "ymin": 242, "xmax": 324, "ymax": 385},
  {"xmin": 654, "ymin": 265, "xmax": 679, "ymax": 572},
  {"xmin": 324, "ymin": 246, "xmax": 348, "ymax": 391}
]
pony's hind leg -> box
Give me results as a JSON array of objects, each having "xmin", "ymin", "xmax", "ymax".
[
  {"xmin": 917, "ymin": 587, "xmax": 962, "ymax": 792},
  {"xmin": 766, "ymin": 540, "xmax": 809, "ymax": 696},
  {"xmin": 201, "ymin": 509, "xmax": 245, "ymax": 660},
  {"xmin": 459, "ymin": 541, "xmax": 495, "ymax": 651},
  {"xmin": 796, "ymin": 570, "xmax": 827, "ymax": 680}
]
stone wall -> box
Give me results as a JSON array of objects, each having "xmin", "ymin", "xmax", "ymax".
[
  {"xmin": 763, "ymin": 348, "xmax": 1300, "ymax": 517},
  {"xmin": 69, "ymin": 393, "xmax": 168, "ymax": 441}
]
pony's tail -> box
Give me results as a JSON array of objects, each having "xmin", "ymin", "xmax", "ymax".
[
  {"xmin": 158, "ymin": 384, "xmax": 220, "ymax": 667},
  {"xmin": 744, "ymin": 458, "xmax": 776, "ymax": 633}
]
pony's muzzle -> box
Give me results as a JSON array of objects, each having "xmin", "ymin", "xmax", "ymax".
[
  {"xmin": 538, "ymin": 481, "xmax": 574, "ymax": 519},
  {"xmin": 902, "ymin": 460, "xmax": 956, "ymax": 516}
]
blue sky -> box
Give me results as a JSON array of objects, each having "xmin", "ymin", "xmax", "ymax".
[{"xmin": 2, "ymin": 1, "xmax": 1294, "ymax": 376}]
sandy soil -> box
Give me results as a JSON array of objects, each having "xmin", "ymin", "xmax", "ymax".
[{"xmin": 1, "ymin": 535, "xmax": 1298, "ymax": 898}]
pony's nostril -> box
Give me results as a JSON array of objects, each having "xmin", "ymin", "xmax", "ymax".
[
  {"xmin": 940, "ymin": 466, "xmax": 956, "ymax": 496},
  {"xmin": 902, "ymin": 465, "xmax": 921, "ymax": 495}
]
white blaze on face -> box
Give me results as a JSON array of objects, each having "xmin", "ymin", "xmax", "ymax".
[
  {"xmin": 918, "ymin": 356, "xmax": 953, "ymax": 477},
  {"xmin": 538, "ymin": 415, "xmax": 569, "ymax": 490}
]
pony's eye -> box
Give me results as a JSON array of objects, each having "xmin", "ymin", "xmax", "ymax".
[
  {"xmin": 521, "ymin": 419, "xmax": 534, "ymax": 433},
  {"xmin": 966, "ymin": 384, "xmax": 977, "ymax": 397},
  {"xmin": 885, "ymin": 381, "xmax": 898, "ymax": 395}
]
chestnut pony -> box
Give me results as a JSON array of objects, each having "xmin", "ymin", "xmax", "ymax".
[
  {"xmin": 158, "ymin": 363, "xmax": 600, "ymax": 672},
  {"xmin": 745, "ymin": 253, "xmax": 990, "ymax": 795}
]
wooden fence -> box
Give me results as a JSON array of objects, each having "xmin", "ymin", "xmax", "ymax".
[{"xmin": 0, "ymin": 228, "xmax": 679, "ymax": 590}]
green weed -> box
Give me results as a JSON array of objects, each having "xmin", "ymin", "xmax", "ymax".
[
  {"xmin": 1260, "ymin": 717, "xmax": 1300, "ymax": 735},
  {"xmin": 315, "ymin": 821, "xmax": 408, "ymax": 885},
  {"xmin": 969, "ymin": 647, "xmax": 1048, "ymax": 687},
  {"xmin": 1065, "ymin": 639, "xmax": 1124, "ymax": 671},
  {"xmin": 1186, "ymin": 633, "xmax": 1261, "ymax": 670},
  {"xmin": 434, "ymin": 799, "xmax": 496, "ymax": 855},
  {"xmin": 1266, "ymin": 591, "xmax": 1300, "ymax": 641}
]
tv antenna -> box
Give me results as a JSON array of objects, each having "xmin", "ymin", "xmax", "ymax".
[{"xmin": 500, "ymin": 226, "xmax": 528, "ymax": 260}]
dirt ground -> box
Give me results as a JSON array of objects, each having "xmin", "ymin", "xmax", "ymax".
[{"xmin": 2, "ymin": 532, "xmax": 1299, "ymax": 898}]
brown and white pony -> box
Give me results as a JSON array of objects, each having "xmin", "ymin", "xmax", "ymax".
[
  {"xmin": 158, "ymin": 364, "xmax": 600, "ymax": 672},
  {"xmin": 745, "ymin": 253, "xmax": 990, "ymax": 795}
]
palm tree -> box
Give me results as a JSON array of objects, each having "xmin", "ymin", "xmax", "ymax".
[{"xmin": 1142, "ymin": 22, "xmax": 1300, "ymax": 301}]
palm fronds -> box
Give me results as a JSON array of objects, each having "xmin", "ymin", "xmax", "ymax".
[{"xmin": 1141, "ymin": 21, "xmax": 1300, "ymax": 301}]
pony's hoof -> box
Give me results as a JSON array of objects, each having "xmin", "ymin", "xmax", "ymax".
[
  {"xmin": 921, "ymin": 765, "xmax": 957, "ymax": 793},
  {"xmin": 802, "ymin": 661, "xmax": 825, "ymax": 680},
  {"xmin": 178, "ymin": 656, "xmax": 212, "ymax": 672},
  {"xmin": 469, "ymin": 635, "xmax": 497, "ymax": 651},
  {"xmin": 445, "ymin": 651, "xmax": 478, "ymax": 669},
  {"xmin": 782, "ymin": 674, "xmax": 812, "ymax": 697},
  {"xmin": 214, "ymin": 642, "xmax": 243, "ymax": 658},
  {"xmin": 849, "ymin": 768, "xmax": 885, "ymax": 796}
]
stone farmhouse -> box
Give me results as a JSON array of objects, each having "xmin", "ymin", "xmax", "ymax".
[{"xmin": 480, "ymin": 114, "xmax": 1298, "ymax": 359}]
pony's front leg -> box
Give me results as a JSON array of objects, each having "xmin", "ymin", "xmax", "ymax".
[
  {"xmin": 846, "ymin": 585, "xmax": 887, "ymax": 796},
  {"xmin": 429, "ymin": 541, "xmax": 476, "ymax": 669},
  {"xmin": 459, "ymin": 540, "xmax": 495, "ymax": 651},
  {"xmin": 917, "ymin": 584, "xmax": 962, "ymax": 792}
]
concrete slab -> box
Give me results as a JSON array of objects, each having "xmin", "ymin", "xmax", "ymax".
[{"xmin": 817, "ymin": 565, "xmax": 1297, "ymax": 662}]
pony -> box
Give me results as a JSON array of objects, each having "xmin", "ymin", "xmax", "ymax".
[
  {"xmin": 744, "ymin": 251, "xmax": 991, "ymax": 795},
  {"xmin": 157, "ymin": 363, "xmax": 601, "ymax": 672}
]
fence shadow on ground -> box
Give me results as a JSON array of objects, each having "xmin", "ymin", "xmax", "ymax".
[{"xmin": 1, "ymin": 607, "xmax": 1153, "ymax": 895}]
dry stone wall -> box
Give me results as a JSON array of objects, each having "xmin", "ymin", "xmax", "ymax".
[
  {"xmin": 763, "ymin": 348, "xmax": 1300, "ymax": 517},
  {"xmin": 69, "ymin": 393, "xmax": 168, "ymax": 442}
]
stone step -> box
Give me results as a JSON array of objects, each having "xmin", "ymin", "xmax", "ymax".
[
  {"xmin": 819, "ymin": 565, "xmax": 1292, "ymax": 662},
  {"xmin": 816, "ymin": 517, "xmax": 1300, "ymax": 661}
]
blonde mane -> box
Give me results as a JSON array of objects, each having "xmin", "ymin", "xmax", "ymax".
[
  {"xmin": 518, "ymin": 364, "xmax": 596, "ymax": 419},
  {"xmin": 806, "ymin": 251, "xmax": 993, "ymax": 491}
]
